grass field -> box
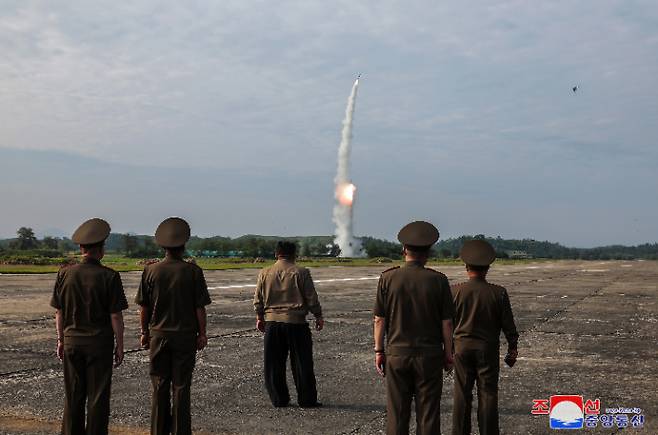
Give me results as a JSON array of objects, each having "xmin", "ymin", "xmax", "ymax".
[{"xmin": 0, "ymin": 254, "xmax": 539, "ymax": 274}]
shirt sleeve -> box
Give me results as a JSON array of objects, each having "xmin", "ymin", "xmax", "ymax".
[
  {"xmin": 440, "ymin": 276, "xmax": 455, "ymax": 320},
  {"xmin": 253, "ymin": 271, "xmax": 265, "ymax": 317},
  {"xmin": 373, "ymin": 275, "xmax": 387, "ymax": 318},
  {"xmin": 135, "ymin": 267, "xmax": 150, "ymax": 307},
  {"xmin": 500, "ymin": 288, "xmax": 519, "ymax": 350},
  {"xmin": 194, "ymin": 266, "xmax": 212, "ymax": 308},
  {"xmin": 49, "ymin": 269, "xmax": 64, "ymax": 309},
  {"xmin": 302, "ymin": 269, "xmax": 322, "ymax": 319},
  {"xmin": 109, "ymin": 272, "xmax": 129, "ymax": 313}
]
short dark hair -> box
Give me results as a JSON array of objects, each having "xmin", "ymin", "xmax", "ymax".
[
  {"xmin": 275, "ymin": 241, "xmax": 297, "ymax": 257},
  {"xmin": 466, "ymin": 264, "xmax": 490, "ymax": 273},
  {"xmin": 404, "ymin": 244, "xmax": 431, "ymax": 255},
  {"xmin": 165, "ymin": 245, "xmax": 186, "ymax": 256}
]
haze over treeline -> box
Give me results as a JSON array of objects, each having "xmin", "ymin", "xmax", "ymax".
[{"xmin": 2, "ymin": 229, "xmax": 658, "ymax": 261}]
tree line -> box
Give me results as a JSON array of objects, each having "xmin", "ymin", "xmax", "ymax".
[{"xmin": 2, "ymin": 227, "xmax": 658, "ymax": 260}]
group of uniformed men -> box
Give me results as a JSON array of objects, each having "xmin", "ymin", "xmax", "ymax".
[
  {"xmin": 51, "ymin": 217, "xmax": 517, "ymax": 435},
  {"xmin": 374, "ymin": 221, "xmax": 518, "ymax": 435}
]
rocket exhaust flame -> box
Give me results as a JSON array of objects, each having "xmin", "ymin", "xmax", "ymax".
[
  {"xmin": 337, "ymin": 183, "xmax": 356, "ymax": 206},
  {"xmin": 332, "ymin": 78, "xmax": 365, "ymax": 257}
]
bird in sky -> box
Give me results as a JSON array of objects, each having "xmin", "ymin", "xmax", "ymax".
[{"xmin": 572, "ymin": 85, "xmax": 579, "ymax": 94}]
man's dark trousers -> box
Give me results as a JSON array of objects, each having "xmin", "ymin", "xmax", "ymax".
[
  {"xmin": 149, "ymin": 335, "xmax": 196, "ymax": 435},
  {"xmin": 385, "ymin": 352, "xmax": 444, "ymax": 435},
  {"xmin": 263, "ymin": 321, "xmax": 317, "ymax": 407},
  {"xmin": 452, "ymin": 340, "xmax": 500, "ymax": 435},
  {"xmin": 62, "ymin": 341, "xmax": 113, "ymax": 435}
]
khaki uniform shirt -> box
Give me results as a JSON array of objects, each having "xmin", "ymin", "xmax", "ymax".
[
  {"xmin": 451, "ymin": 277, "xmax": 519, "ymax": 349},
  {"xmin": 135, "ymin": 256, "xmax": 211, "ymax": 336},
  {"xmin": 50, "ymin": 257, "xmax": 128, "ymax": 345},
  {"xmin": 374, "ymin": 262, "xmax": 455, "ymax": 355},
  {"xmin": 253, "ymin": 259, "xmax": 322, "ymax": 324}
]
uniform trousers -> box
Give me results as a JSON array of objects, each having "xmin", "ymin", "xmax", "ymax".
[
  {"xmin": 149, "ymin": 335, "xmax": 197, "ymax": 435},
  {"xmin": 385, "ymin": 353, "xmax": 443, "ymax": 435},
  {"xmin": 263, "ymin": 321, "xmax": 318, "ymax": 407},
  {"xmin": 62, "ymin": 340, "xmax": 114, "ymax": 435},
  {"xmin": 452, "ymin": 340, "xmax": 500, "ymax": 435}
]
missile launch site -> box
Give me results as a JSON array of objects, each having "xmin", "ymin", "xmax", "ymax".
[
  {"xmin": 1, "ymin": 260, "xmax": 656, "ymax": 434},
  {"xmin": 2, "ymin": 2, "xmax": 658, "ymax": 434}
]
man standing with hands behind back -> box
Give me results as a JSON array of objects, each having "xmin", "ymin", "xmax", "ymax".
[
  {"xmin": 451, "ymin": 239, "xmax": 519, "ymax": 435},
  {"xmin": 373, "ymin": 221, "xmax": 454, "ymax": 435},
  {"xmin": 136, "ymin": 217, "xmax": 212, "ymax": 435},
  {"xmin": 51, "ymin": 217, "xmax": 128, "ymax": 435}
]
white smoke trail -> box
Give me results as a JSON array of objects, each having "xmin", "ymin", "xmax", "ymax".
[{"xmin": 333, "ymin": 78, "xmax": 365, "ymax": 257}]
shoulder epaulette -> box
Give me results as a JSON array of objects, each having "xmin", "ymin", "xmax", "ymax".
[
  {"xmin": 137, "ymin": 258, "xmax": 161, "ymax": 269},
  {"xmin": 58, "ymin": 262, "xmax": 76, "ymax": 272},
  {"xmin": 99, "ymin": 263, "xmax": 121, "ymax": 274},
  {"xmin": 381, "ymin": 265, "xmax": 400, "ymax": 275}
]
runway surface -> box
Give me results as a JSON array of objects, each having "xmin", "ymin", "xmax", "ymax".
[{"xmin": 0, "ymin": 260, "xmax": 656, "ymax": 434}]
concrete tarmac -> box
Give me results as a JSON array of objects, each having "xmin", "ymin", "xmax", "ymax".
[{"xmin": 0, "ymin": 260, "xmax": 656, "ymax": 434}]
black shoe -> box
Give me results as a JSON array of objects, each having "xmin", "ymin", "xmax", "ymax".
[
  {"xmin": 299, "ymin": 401, "xmax": 322, "ymax": 408},
  {"xmin": 273, "ymin": 401, "xmax": 290, "ymax": 408}
]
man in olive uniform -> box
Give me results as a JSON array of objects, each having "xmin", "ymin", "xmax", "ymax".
[
  {"xmin": 136, "ymin": 217, "xmax": 212, "ymax": 435},
  {"xmin": 50, "ymin": 218, "xmax": 128, "ymax": 435},
  {"xmin": 373, "ymin": 221, "xmax": 455, "ymax": 435},
  {"xmin": 451, "ymin": 240, "xmax": 519, "ymax": 435},
  {"xmin": 253, "ymin": 241, "xmax": 324, "ymax": 408}
]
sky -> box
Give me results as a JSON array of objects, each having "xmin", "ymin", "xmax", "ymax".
[{"xmin": 1, "ymin": 1, "xmax": 657, "ymax": 247}]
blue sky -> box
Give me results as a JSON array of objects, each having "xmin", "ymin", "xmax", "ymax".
[{"xmin": 1, "ymin": 1, "xmax": 657, "ymax": 247}]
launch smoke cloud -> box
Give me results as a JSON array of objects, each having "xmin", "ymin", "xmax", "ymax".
[{"xmin": 333, "ymin": 77, "xmax": 364, "ymax": 258}]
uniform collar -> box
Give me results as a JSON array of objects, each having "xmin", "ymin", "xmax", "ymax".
[
  {"xmin": 276, "ymin": 258, "xmax": 295, "ymax": 264},
  {"xmin": 469, "ymin": 276, "xmax": 487, "ymax": 282},
  {"xmin": 403, "ymin": 260, "xmax": 425, "ymax": 268},
  {"xmin": 164, "ymin": 253, "xmax": 184, "ymax": 262},
  {"xmin": 81, "ymin": 256, "xmax": 101, "ymax": 265}
]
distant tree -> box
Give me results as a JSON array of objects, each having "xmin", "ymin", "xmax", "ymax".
[
  {"xmin": 15, "ymin": 227, "xmax": 38, "ymax": 250},
  {"xmin": 58, "ymin": 238, "xmax": 77, "ymax": 252},
  {"xmin": 42, "ymin": 236, "xmax": 59, "ymax": 250},
  {"xmin": 308, "ymin": 240, "xmax": 330, "ymax": 256},
  {"xmin": 122, "ymin": 233, "xmax": 138, "ymax": 256},
  {"xmin": 241, "ymin": 237, "xmax": 259, "ymax": 257},
  {"xmin": 361, "ymin": 237, "xmax": 402, "ymax": 259},
  {"xmin": 140, "ymin": 238, "xmax": 160, "ymax": 257},
  {"xmin": 298, "ymin": 240, "xmax": 310, "ymax": 257},
  {"xmin": 496, "ymin": 250, "xmax": 509, "ymax": 259}
]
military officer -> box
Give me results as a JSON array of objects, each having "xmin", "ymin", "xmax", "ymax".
[
  {"xmin": 50, "ymin": 218, "xmax": 128, "ymax": 435},
  {"xmin": 253, "ymin": 240, "xmax": 324, "ymax": 408},
  {"xmin": 373, "ymin": 221, "xmax": 455, "ymax": 435},
  {"xmin": 135, "ymin": 217, "xmax": 212, "ymax": 435},
  {"xmin": 451, "ymin": 240, "xmax": 519, "ymax": 435}
]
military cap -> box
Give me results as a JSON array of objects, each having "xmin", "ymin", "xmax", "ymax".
[
  {"xmin": 460, "ymin": 239, "xmax": 496, "ymax": 266},
  {"xmin": 155, "ymin": 217, "xmax": 191, "ymax": 248},
  {"xmin": 397, "ymin": 221, "xmax": 439, "ymax": 248},
  {"xmin": 72, "ymin": 218, "xmax": 111, "ymax": 246}
]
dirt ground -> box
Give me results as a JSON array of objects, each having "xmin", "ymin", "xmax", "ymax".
[{"xmin": 0, "ymin": 260, "xmax": 656, "ymax": 434}]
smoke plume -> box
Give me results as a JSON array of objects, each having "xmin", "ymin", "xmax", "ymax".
[{"xmin": 333, "ymin": 78, "xmax": 365, "ymax": 257}]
